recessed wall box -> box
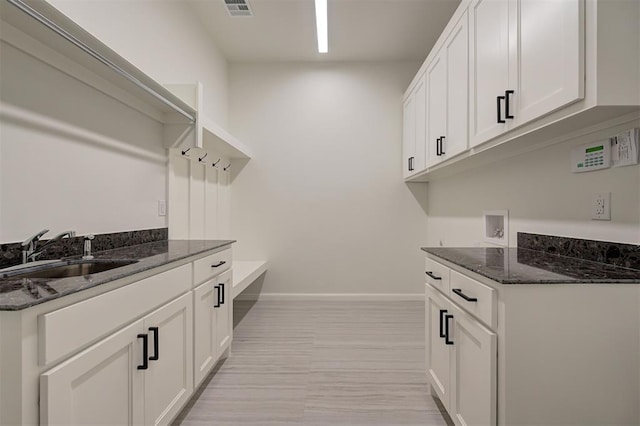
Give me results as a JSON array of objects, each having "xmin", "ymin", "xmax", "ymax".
[
  {"xmin": 483, "ymin": 210, "xmax": 509, "ymax": 247},
  {"xmin": 571, "ymin": 140, "xmax": 611, "ymax": 173}
]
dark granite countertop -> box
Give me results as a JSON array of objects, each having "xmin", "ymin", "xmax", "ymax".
[
  {"xmin": 0, "ymin": 240, "xmax": 234, "ymax": 311},
  {"xmin": 422, "ymin": 247, "xmax": 640, "ymax": 284}
]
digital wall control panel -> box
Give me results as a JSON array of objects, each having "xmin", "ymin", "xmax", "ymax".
[{"xmin": 571, "ymin": 141, "xmax": 611, "ymax": 173}]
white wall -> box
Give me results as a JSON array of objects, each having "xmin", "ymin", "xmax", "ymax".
[
  {"xmin": 229, "ymin": 62, "xmax": 428, "ymax": 295},
  {"xmin": 427, "ymin": 119, "xmax": 640, "ymax": 247},
  {"xmin": 49, "ymin": 0, "xmax": 229, "ymax": 126},
  {"xmin": 1, "ymin": 0, "xmax": 229, "ymax": 243}
]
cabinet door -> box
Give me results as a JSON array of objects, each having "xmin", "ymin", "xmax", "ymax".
[
  {"xmin": 40, "ymin": 320, "xmax": 144, "ymax": 426},
  {"xmin": 449, "ymin": 304, "xmax": 497, "ymax": 426},
  {"xmin": 193, "ymin": 279, "xmax": 218, "ymax": 387},
  {"xmin": 425, "ymin": 283, "xmax": 451, "ymax": 409},
  {"xmin": 413, "ymin": 74, "xmax": 427, "ymax": 173},
  {"xmin": 215, "ymin": 270, "xmax": 233, "ymax": 354},
  {"xmin": 402, "ymin": 88, "xmax": 416, "ymax": 178},
  {"xmin": 469, "ymin": 0, "xmax": 511, "ymax": 147},
  {"xmin": 426, "ymin": 52, "xmax": 447, "ymax": 167},
  {"xmin": 444, "ymin": 11, "xmax": 469, "ymax": 159},
  {"xmin": 514, "ymin": 0, "xmax": 583, "ymax": 126},
  {"xmin": 143, "ymin": 293, "xmax": 193, "ymax": 426}
]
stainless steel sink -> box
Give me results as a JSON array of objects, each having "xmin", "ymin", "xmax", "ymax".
[{"xmin": 1, "ymin": 259, "xmax": 138, "ymax": 279}]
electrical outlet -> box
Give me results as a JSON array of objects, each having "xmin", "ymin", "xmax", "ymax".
[
  {"xmin": 158, "ymin": 200, "xmax": 167, "ymax": 217},
  {"xmin": 592, "ymin": 193, "xmax": 611, "ymax": 221}
]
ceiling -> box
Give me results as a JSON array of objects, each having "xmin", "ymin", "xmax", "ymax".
[{"xmin": 188, "ymin": 0, "xmax": 461, "ymax": 63}]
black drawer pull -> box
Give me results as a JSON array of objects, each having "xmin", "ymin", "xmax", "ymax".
[
  {"xmin": 505, "ymin": 90, "xmax": 515, "ymax": 119},
  {"xmin": 137, "ymin": 334, "xmax": 148, "ymax": 370},
  {"xmin": 497, "ymin": 95, "xmax": 505, "ymax": 123},
  {"xmin": 149, "ymin": 327, "xmax": 159, "ymax": 361},
  {"xmin": 214, "ymin": 285, "xmax": 221, "ymax": 308},
  {"xmin": 444, "ymin": 314, "xmax": 454, "ymax": 345},
  {"xmin": 452, "ymin": 288, "xmax": 478, "ymax": 302},
  {"xmin": 211, "ymin": 261, "xmax": 227, "ymax": 268},
  {"xmin": 425, "ymin": 271, "xmax": 442, "ymax": 280},
  {"xmin": 439, "ymin": 309, "xmax": 448, "ymax": 338},
  {"xmin": 219, "ymin": 283, "xmax": 225, "ymax": 305},
  {"xmin": 436, "ymin": 137, "xmax": 442, "ymax": 156},
  {"xmin": 440, "ymin": 136, "xmax": 446, "ymax": 155}
]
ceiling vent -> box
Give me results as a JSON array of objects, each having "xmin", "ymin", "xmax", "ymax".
[{"xmin": 224, "ymin": 0, "xmax": 253, "ymax": 17}]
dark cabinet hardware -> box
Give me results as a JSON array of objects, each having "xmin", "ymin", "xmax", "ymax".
[
  {"xmin": 439, "ymin": 309, "xmax": 448, "ymax": 338},
  {"xmin": 452, "ymin": 288, "xmax": 478, "ymax": 302},
  {"xmin": 211, "ymin": 261, "xmax": 227, "ymax": 268},
  {"xmin": 137, "ymin": 334, "xmax": 149, "ymax": 370},
  {"xmin": 408, "ymin": 156, "xmax": 415, "ymax": 171},
  {"xmin": 444, "ymin": 314, "xmax": 454, "ymax": 345},
  {"xmin": 214, "ymin": 285, "xmax": 221, "ymax": 308},
  {"xmin": 505, "ymin": 90, "xmax": 515, "ymax": 119},
  {"xmin": 425, "ymin": 271, "xmax": 442, "ymax": 280},
  {"xmin": 149, "ymin": 327, "xmax": 159, "ymax": 361},
  {"xmin": 436, "ymin": 137, "xmax": 442, "ymax": 156},
  {"xmin": 497, "ymin": 95, "xmax": 506, "ymax": 123},
  {"xmin": 220, "ymin": 283, "xmax": 225, "ymax": 305},
  {"xmin": 440, "ymin": 136, "xmax": 446, "ymax": 155}
]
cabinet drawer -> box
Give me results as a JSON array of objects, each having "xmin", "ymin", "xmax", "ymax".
[
  {"xmin": 449, "ymin": 270, "xmax": 496, "ymax": 330},
  {"xmin": 193, "ymin": 249, "xmax": 231, "ymax": 285},
  {"xmin": 39, "ymin": 264, "xmax": 192, "ymax": 366},
  {"xmin": 425, "ymin": 258, "xmax": 450, "ymax": 294}
]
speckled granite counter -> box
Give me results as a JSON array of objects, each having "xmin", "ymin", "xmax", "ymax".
[
  {"xmin": 422, "ymin": 247, "xmax": 640, "ymax": 284},
  {"xmin": 0, "ymin": 240, "xmax": 234, "ymax": 310}
]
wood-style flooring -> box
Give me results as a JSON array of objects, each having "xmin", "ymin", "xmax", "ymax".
[{"xmin": 174, "ymin": 300, "xmax": 451, "ymax": 426}]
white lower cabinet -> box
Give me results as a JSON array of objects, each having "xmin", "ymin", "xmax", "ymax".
[
  {"xmin": 40, "ymin": 293, "xmax": 193, "ymax": 426},
  {"xmin": 193, "ymin": 269, "xmax": 232, "ymax": 387},
  {"xmin": 425, "ymin": 283, "xmax": 496, "ymax": 426},
  {"xmin": 425, "ymin": 254, "xmax": 640, "ymax": 425}
]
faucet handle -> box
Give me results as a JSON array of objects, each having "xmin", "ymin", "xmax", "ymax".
[
  {"xmin": 21, "ymin": 229, "xmax": 49, "ymax": 247},
  {"xmin": 83, "ymin": 234, "xmax": 95, "ymax": 260}
]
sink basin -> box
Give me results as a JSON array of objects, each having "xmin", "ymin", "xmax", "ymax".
[{"xmin": 2, "ymin": 259, "xmax": 139, "ymax": 279}]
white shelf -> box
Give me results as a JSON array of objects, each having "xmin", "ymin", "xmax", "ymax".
[
  {"xmin": 202, "ymin": 116, "xmax": 252, "ymax": 160},
  {"xmin": 232, "ymin": 260, "xmax": 268, "ymax": 299},
  {"xmin": 0, "ymin": 0, "xmax": 196, "ymax": 124}
]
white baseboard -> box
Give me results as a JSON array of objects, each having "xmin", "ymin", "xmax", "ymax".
[{"xmin": 234, "ymin": 293, "xmax": 424, "ymax": 301}]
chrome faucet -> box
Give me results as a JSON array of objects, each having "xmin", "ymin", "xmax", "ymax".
[
  {"xmin": 82, "ymin": 234, "xmax": 95, "ymax": 260},
  {"xmin": 23, "ymin": 230, "xmax": 76, "ymax": 263},
  {"xmin": 21, "ymin": 229, "xmax": 49, "ymax": 264}
]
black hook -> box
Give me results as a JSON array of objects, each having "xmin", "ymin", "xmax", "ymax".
[
  {"xmin": 212, "ymin": 158, "xmax": 221, "ymax": 167},
  {"xmin": 198, "ymin": 152, "xmax": 208, "ymax": 162},
  {"xmin": 181, "ymin": 148, "xmax": 191, "ymax": 156},
  {"xmin": 223, "ymin": 163, "xmax": 231, "ymax": 171}
]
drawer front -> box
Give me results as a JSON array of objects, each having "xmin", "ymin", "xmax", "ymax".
[
  {"xmin": 449, "ymin": 270, "xmax": 496, "ymax": 330},
  {"xmin": 425, "ymin": 258, "xmax": 450, "ymax": 294},
  {"xmin": 193, "ymin": 249, "xmax": 232, "ymax": 285},
  {"xmin": 39, "ymin": 264, "xmax": 192, "ymax": 366}
]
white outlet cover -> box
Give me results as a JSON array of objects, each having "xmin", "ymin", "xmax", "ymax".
[
  {"xmin": 592, "ymin": 192, "xmax": 611, "ymax": 221},
  {"xmin": 158, "ymin": 200, "xmax": 167, "ymax": 216}
]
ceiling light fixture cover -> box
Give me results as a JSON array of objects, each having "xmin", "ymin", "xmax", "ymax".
[
  {"xmin": 224, "ymin": 0, "xmax": 253, "ymax": 17},
  {"xmin": 315, "ymin": 0, "xmax": 328, "ymax": 53}
]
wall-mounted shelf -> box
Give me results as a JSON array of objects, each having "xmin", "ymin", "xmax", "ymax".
[
  {"xmin": 165, "ymin": 82, "xmax": 251, "ymax": 159},
  {"xmin": 232, "ymin": 261, "xmax": 268, "ymax": 299},
  {"xmin": 0, "ymin": 0, "xmax": 196, "ymax": 125}
]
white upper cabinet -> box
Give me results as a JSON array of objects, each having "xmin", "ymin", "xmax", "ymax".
[
  {"xmin": 469, "ymin": 0, "xmax": 511, "ymax": 146},
  {"xmin": 513, "ymin": 0, "xmax": 583, "ymax": 125},
  {"xmin": 427, "ymin": 11, "xmax": 469, "ymax": 167},
  {"xmin": 469, "ymin": 0, "xmax": 584, "ymax": 147},
  {"xmin": 402, "ymin": 74, "xmax": 427, "ymax": 178}
]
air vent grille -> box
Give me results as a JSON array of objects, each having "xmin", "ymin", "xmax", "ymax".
[{"xmin": 224, "ymin": 0, "xmax": 253, "ymax": 17}]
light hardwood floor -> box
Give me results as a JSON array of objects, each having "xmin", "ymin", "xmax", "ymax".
[{"xmin": 174, "ymin": 300, "xmax": 452, "ymax": 426}]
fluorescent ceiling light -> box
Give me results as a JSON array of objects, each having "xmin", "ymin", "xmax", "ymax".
[{"xmin": 315, "ymin": 0, "xmax": 328, "ymax": 53}]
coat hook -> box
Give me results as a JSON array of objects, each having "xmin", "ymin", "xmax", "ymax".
[
  {"xmin": 181, "ymin": 148, "xmax": 191, "ymax": 156},
  {"xmin": 223, "ymin": 163, "xmax": 231, "ymax": 171},
  {"xmin": 198, "ymin": 152, "xmax": 208, "ymax": 162},
  {"xmin": 212, "ymin": 158, "xmax": 221, "ymax": 167}
]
